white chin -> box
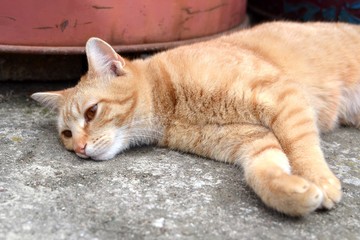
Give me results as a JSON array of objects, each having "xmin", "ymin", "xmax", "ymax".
[
  {"xmin": 91, "ymin": 153, "xmax": 115, "ymax": 161},
  {"xmin": 76, "ymin": 153, "xmax": 90, "ymax": 159},
  {"xmin": 89, "ymin": 143, "xmax": 129, "ymax": 161},
  {"xmin": 87, "ymin": 130, "xmax": 130, "ymax": 160}
]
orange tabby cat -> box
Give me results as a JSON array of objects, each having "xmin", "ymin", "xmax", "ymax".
[{"xmin": 32, "ymin": 21, "xmax": 360, "ymax": 216}]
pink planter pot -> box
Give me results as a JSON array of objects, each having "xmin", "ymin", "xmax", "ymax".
[{"xmin": 0, "ymin": 0, "xmax": 247, "ymax": 53}]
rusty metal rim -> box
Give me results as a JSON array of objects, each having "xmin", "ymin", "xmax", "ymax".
[{"xmin": 0, "ymin": 16, "xmax": 249, "ymax": 54}]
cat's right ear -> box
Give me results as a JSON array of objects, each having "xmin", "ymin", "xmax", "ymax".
[
  {"xmin": 85, "ymin": 37, "xmax": 126, "ymax": 77},
  {"xmin": 31, "ymin": 91, "xmax": 65, "ymax": 111}
]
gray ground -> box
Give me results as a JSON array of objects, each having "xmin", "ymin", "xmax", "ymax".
[{"xmin": 0, "ymin": 82, "xmax": 359, "ymax": 240}]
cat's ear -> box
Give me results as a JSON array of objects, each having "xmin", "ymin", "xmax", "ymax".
[
  {"xmin": 31, "ymin": 90, "xmax": 65, "ymax": 110},
  {"xmin": 86, "ymin": 37, "xmax": 126, "ymax": 77}
]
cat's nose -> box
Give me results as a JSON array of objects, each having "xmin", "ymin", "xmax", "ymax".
[{"xmin": 74, "ymin": 142, "xmax": 87, "ymax": 155}]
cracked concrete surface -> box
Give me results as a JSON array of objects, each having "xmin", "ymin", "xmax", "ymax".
[{"xmin": 0, "ymin": 82, "xmax": 359, "ymax": 240}]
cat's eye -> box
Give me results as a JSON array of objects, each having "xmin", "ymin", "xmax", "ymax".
[
  {"xmin": 62, "ymin": 130, "xmax": 72, "ymax": 138},
  {"xmin": 85, "ymin": 104, "xmax": 98, "ymax": 122}
]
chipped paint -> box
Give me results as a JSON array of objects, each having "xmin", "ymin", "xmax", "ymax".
[
  {"xmin": 59, "ymin": 20, "xmax": 69, "ymax": 32},
  {"xmin": 92, "ymin": 5, "xmax": 113, "ymax": 10},
  {"xmin": 0, "ymin": 16, "xmax": 16, "ymax": 21}
]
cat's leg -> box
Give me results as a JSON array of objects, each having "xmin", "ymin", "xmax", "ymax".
[
  {"xmin": 263, "ymin": 86, "xmax": 342, "ymax": 210},
  {"xmin": 163, "ymin": 123, "xmax": 323, "ymax": 216},
  {"xmin": 238, "ymin": 127, "xmax": 324, "ymax": 216}
]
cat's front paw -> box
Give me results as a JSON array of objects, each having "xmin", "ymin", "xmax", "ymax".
[{"xmin": 313, "ymin": 174, "xmax": 342, "ymax": 209}]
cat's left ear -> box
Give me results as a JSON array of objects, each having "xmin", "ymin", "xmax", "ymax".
[
  {"xmin": 31, "ymin": 90, "xmax": 65, "ymax": 111},
  {"xmin": 86, "ymin": 37, "xmax": 126, "ymax": 77}
]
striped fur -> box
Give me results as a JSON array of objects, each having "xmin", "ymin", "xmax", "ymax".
[{"xmin": 31, "ymin": 21, "xmax": 360, "ymax": 216}]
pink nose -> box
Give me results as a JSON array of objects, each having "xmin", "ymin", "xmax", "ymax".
[{"xmin": 74, "ymin": 142, "xmax": 87, "ymax": 155}]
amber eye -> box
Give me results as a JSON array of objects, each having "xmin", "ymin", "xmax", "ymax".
[
  {"xmin": 85, "ymin": 104, "xmax": 98, "ymax": 122},
  {"xmin": 62, "ymin": 130, "xmax": 72, "ymax": 138}
]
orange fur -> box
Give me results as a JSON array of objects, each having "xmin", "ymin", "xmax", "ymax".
[{"xmin": 32, "ymin": 21, "xmax": 360, "ymax": 216}]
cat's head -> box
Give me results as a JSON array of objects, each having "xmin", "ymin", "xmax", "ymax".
[{"xmin": 31, "ymin": 38, "xmax": 143, "ymax": 160}]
